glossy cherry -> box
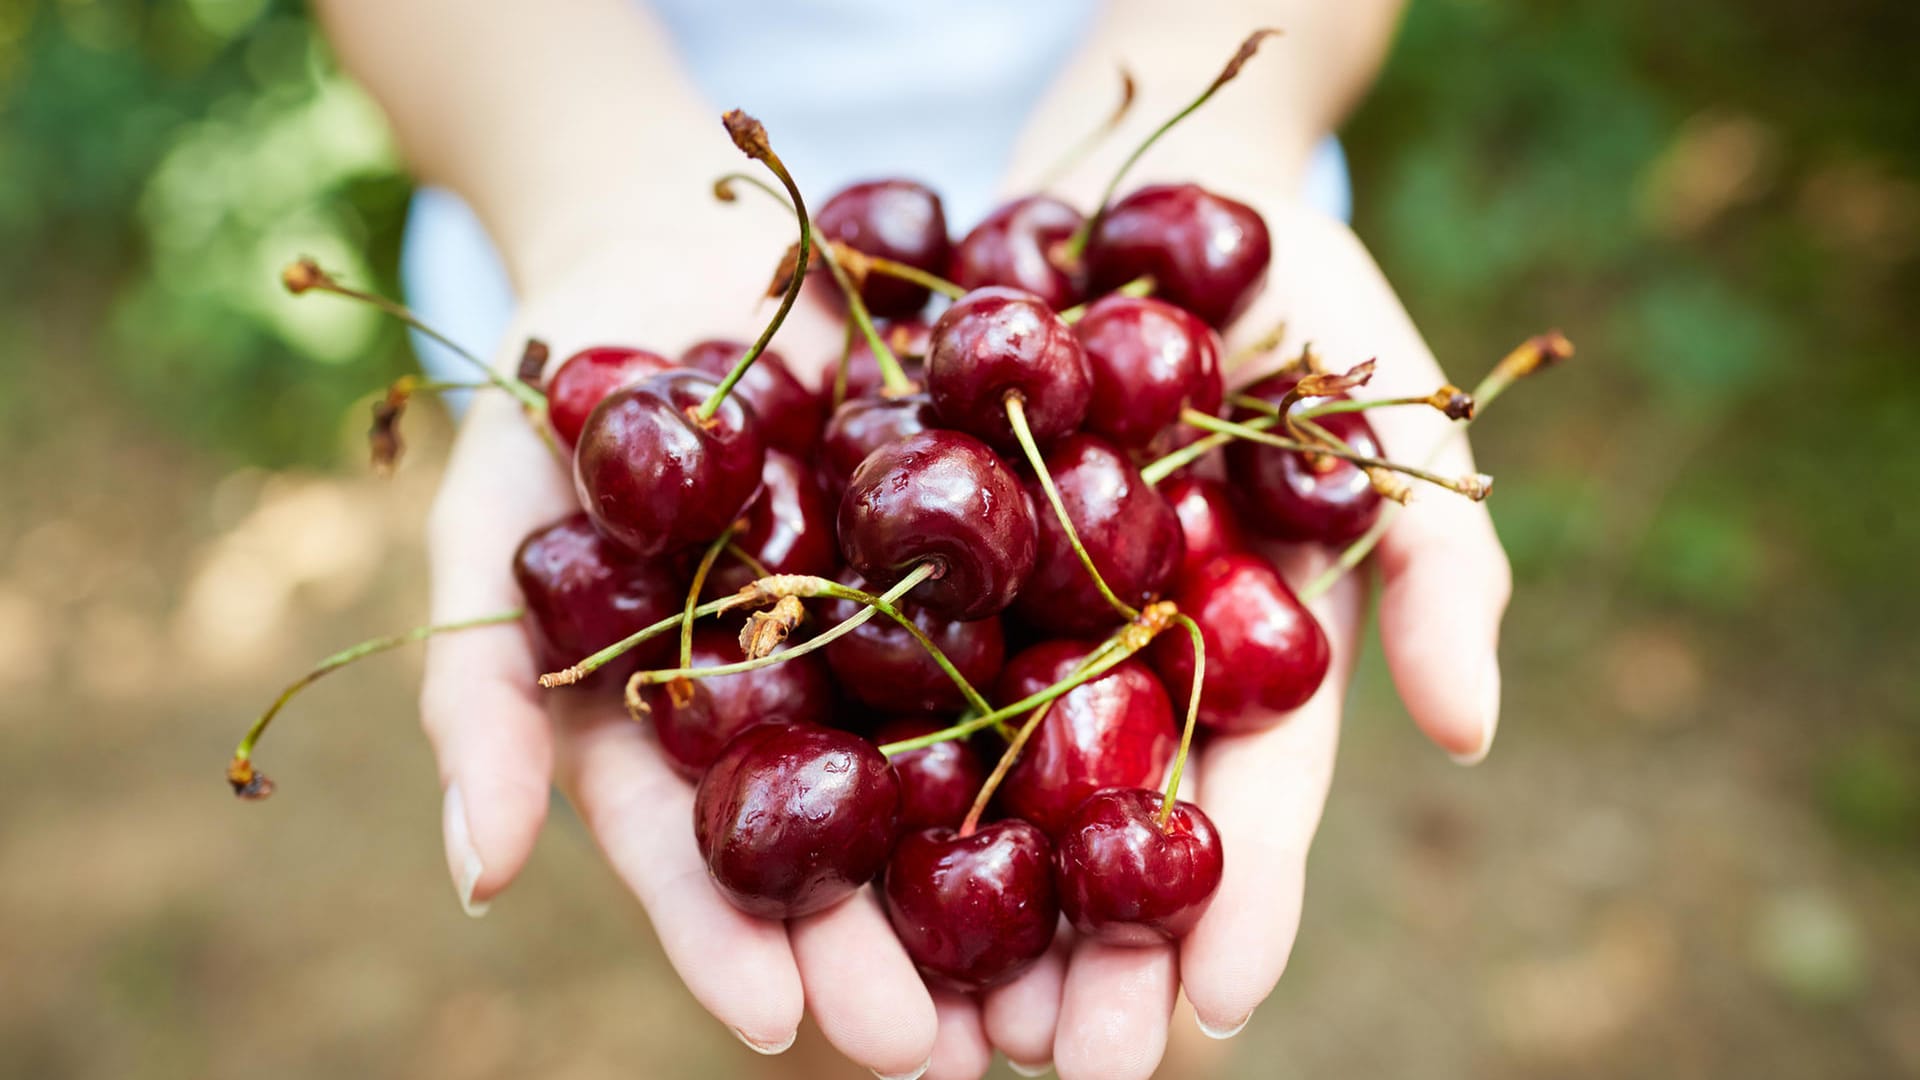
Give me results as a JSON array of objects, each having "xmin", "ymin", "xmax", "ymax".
[
  {"xmin": 1161, "ymin": 475, "xmax": 1248, "ymax": 580},
  {"xmin": 993, "ymin": 640, "xmax": 1177, "ymax": 837},
  {"xmin": 1149, "ymin": 552, "xmax": 1330, "ymax": 733},
  {"xmin": 926, "ymin": 286, "xmax": 1091, "ymax": 450},
  {"xmin": 545, "ymin": 345, "xmax": 671, "ymax": 449},
  {"xmin": 511, "ymin": 513, "xmax": 685, "ymax": 677},
  {"xmin": 1086, "ymin": 183, "xmax": 1271, "ymax": 330},
  {"xmin": 1074, "ymin": 295, "xmax": 1224, "ymax": 450},
  {"xmin": 818, "ymin": 319, "xmax": 929, "ymax": 403},
  {"xmin": 873, "ymin": 715, "xmax": 988, "ymax": 831},
  {"xmin": 1226, "ymin": 372, "xmax": 1385, "ymax": 544},
  {"xmin": 1053, "ymin": 787, "xmax": 1223, "ymax": 945},
  {"xmin": 694, "ymin": 722, "xmax": 900, "ymax": 919},
  {"xmin": 813, "ymin": 179, "xmax": 951, "ymax": 318},
  {"xmin": 949, "ymin": 195, "xmax": 1087, "ymax": 311},
  {"xmin": 882, "ymin": 820, "xmax": 1059, "ymax": 991},
  {"xmin": 681, "ymin": 339, "xmax": 823, "ymax": 457},
  {"xmin": 644, "ymin": 628, "xmax": 836, "ymax": 779},
  {"xmin": 707, "ymin": 450, "xmax": 838, "ymax": 597},
  {"xmin": 1010, "ymin": 434, "xmax": 1184, "ymax": 637},
  {"xmin": 838, "ymin": 429, "xmax": 1038, "ymax": 621},
  {"xmin": 817, "ymin": 392, "xmax": 938, "ymax": 499},
  {"xmin": 573, "ymin": 370, "xmax": 765, "ymax": 558},
  {"xmin": 822, "ymin": 570, "xmax": 1006, "ymax": 715}
]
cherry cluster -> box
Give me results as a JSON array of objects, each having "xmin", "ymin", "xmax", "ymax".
[{"xmin": 233, "ymin": 31, "xmax": 1570, "ymax": 1004}]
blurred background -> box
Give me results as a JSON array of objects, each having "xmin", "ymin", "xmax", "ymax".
[{"xmin": 2, "ymin": 0, "xmax": 1916, "ymax": 1077}]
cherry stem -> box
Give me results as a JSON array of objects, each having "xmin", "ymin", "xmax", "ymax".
[
  {"xmin": 281, "ymin": 259, "xmax": 557, "ymax": 456},
  {"xmin": 724, "ymin": 542, "xmax": 773, "ymax": 582},
  {"xmin": 809, "ymin": 579, "xmax": 994, "ymax": 717},
  {"xmin": 830, "ymin": 320, "xmax": 857, "ymax": 410},
  {"xmin": 1234, "ymin": 390, "xmax": 1473, "ymax": 423},
  {"xmin": 1033, "ymin": 66, "xmax": 1138, "ymax": 193},
  {"xmin": 1004, "ymin": 393, "xmax": 1140, "ymax": 620},
  {"xmin": 623, "ymin": 564, "xmax": 937, "ymax": 699},
  {"xmin": 1158, "ymin": 613, "xmax": 1206, "ymax": 831},
  {"xmin": 817, "ymin": 232, "xmax": 915, "ymax": 395},
  {"xmin": 539, "ymin": 592, "xmax": 765, "ymax": 688},
  {"xmin": 714, "ymin": 172, "xmax": 792, "ymax": 211},
  {"xmin": 853, "ymin": 248, "xmax": 966, "ymax": 299},
  {"xmin": 226, "ymin": 608, "xmax": 524, "ymax": 800},
  {"xmin": 1061, "ymin": 29, "xmax": 1282, "ymax": 264},
  {"xmin": 682, "ymin": 524, "xmax": 739, "ymax": 668},
  {"xmin": 1057, "ymin": 274, "xmax": 1154, "ymax": 324},
  {"xmin": 698, "ymin": 111, "xmax": 812, "ymax": 422},
  {"xmin": 958, "ymin": 696, "xmax": 1055, "ymax": 837},
  {"xmin": 1169, "ymin": 409, "xmax": 1492, "ymax": 499},
  {"xmin": 1296, "ymin": 332, "xmax": 1573, "ymax": 601},
  {"xmin": 1226, "ymin": 317, "xmax": 1290, "ymax": 369}
]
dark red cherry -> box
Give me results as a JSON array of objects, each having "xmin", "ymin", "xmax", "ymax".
[
  {"xmin": 817, "ymin": 392, "xmax": 938, "ymax": 500},
  {"xmin": 1226, "ymin": 372, "xmax": 1384, "ymax": 544},
  {"xmin": 707, "ymin": 450, "xmax": 837, "ymax": 596},
  {"xmin": 949, "ymin": 195, "xmax": 1087, "ymax": 311},
  {"xmin": 993, "ymin": 640, "xmax": 1177, "ymax": 837},
  {"xmin": 823, "ymin": 571, "xmax": 1006, "ymax": 716},
  {"xmin": 1149, "ymin": 552, "xmax": 1330, "ymax": 733},
  {"xmin": 882, "ymin": 820, "xmax": 1058, "ymax": 991},
  {"xmin": 1073, "ymin": 295, "xmax": 1224, "ymax": 449},
  {"xmin": 1086, "ymin": 183, "xmax": 1271, "ymax": 330},
  {"xmin": 1010, "ymin": 434, "xmax": 1183, "ymax": 637},
  {"xmin": 817, "ymin": 320, "xmax": 929, "ymax": 403},
  {"xmin": 926, "ymin": 286, "xmax": 1091, "ymax": 450},
  {"xmin": 511, "ymin": 513, "xmax": 685, "ymax": 678},
  {"xmin": 694, "ymin": 723, "xmax": 900, "ymax": 919},
  {"xmin": 1161, "ymin": 476, "xmax": 1248, "ymax": 580},
  {"xmin": 874, "ymin": 716, "xmax": 988, "ymax": 831},
  {"xmin": 574, "ymin": 370, "xmax": 765, "ymax": 558},
  {"xmin": 838, "ymin": 430, "xmax": 1038, "ymax": 621},
  {"xmin": 813, "ymin": 179, "xmax": 951, "ymax": 318},
  {"xmin": 644, "ymin": 628, "xmax": 836, "ymax": 779},
  {"xmin": 1053, "ymin": 787, "xmax": 1223, "ymax": 945},
  {"xmin": 545, "ymin": 345, "xmax": 672, "ymax": 449},
  {"xmin": 680, "ymin": 339, "xmax": 823, "ymax": 457}
]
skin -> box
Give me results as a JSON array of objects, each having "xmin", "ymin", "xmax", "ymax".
[{"xmin": 320, "ymin": 1, "xmax": 1507, "ymax": 1077}]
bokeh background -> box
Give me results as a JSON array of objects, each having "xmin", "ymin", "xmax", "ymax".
[{"xmin": 3, "ymin": 1, "xmax": 1917, "ymax": 1077}]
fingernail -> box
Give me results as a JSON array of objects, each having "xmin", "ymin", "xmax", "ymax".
[
  {"xmin": 1450, "ymin": 659, "xmax": 1501, "ymax": 766},
  {"xmin": 731, "ymin": 1028, "xmax": 796, "ymax": 1055},
  {"xmin": 442, "ymin": 783, "xmax": 490, "ymax": 918},
  {"xmin": 872, "ymin": 1060, "xmax": 930, "ymax": 1080},
  {"xmin": 1197, "ymin": 1010, "xmax": 1253, "ymax": 1040},
  {"xmin": 1008, "ymin": 1060, "xmax": 1053, "ymax": 1076}
]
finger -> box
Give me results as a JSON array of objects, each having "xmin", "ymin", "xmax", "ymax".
[
  {"xmin": 1051, "ymin": 940, "xmax": 1178, "ymax": 1080},
  {"xmin": 1177, "ymin": 563, "xmax": 1361, "ymax": 1038},
  {"xmin": 789, "ymin": 889, "xmax": 939, "ymax": 1078},
  {"xmin": 420, "ymin": 395, "xmax": 575, "ymax": 912},
  {"xmin": 980, "ymin": 928, "xmax": 1072, "ymax": 1074},
  {"xmin": 553, "ymin": 697, "xmax": 804, "ymax": 1053},
  {"xmin": 925, "ymin": 990, "xmax": 993, "ymax": 1080}
]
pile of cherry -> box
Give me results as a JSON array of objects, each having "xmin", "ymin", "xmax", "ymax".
[{"xmin": 231, "ymin": 33, "xmax": 1569, "ymax": 1000}]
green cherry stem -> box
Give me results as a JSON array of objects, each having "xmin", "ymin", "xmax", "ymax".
[
  {"xmin": 724, "ymin": 542, "xmax": 773, "ymax": 582},
  {"xmin": 1032, "ymin": 66, "xmax": 1138, "ymax": 193},
  {"xmin": 1004, "ymin": 392, "xmax": 1140, "ymax": 620},
  {"xmin": 851, "ymin": 248, "xmax": 966, "ymax": 300},
  {"xmin": 1175, "ymin": 409, "xmax": 1492, "ymax": 499},
  {"xmin": 226, "ymin": 608, "xmax": 526, "ymax": 800},
  {"xmin": 808, "ymin": 578, "xmax": 994, "ymax": 717},
  {"xmin": 816, "ymin": 234, "xmax": 916, "ymax": 395},
  {"xmin": 1057, "ymin": 274, "xmax": 1155, "ymax": 323},
  {"xmin": 958, "ymin": 696, "xmax": 1056, "ymax": 837},
  {"xmin": 830, "ymin": 319, "xmax": 858, "ymax": 409},
  {"xmin": 698, "ymin": 111, "xmax": 811, "ymax": 422},
  {"xmin": 539, "ymin": 592, "xmax": 765, "ymax": 688},
  {"xmin": 681, "ymin": 524, "xmax": 739, "ymax": 668},
  {"xmin": 1158, "ymin": 613, "xmax": 1206, "ymax": 831}
]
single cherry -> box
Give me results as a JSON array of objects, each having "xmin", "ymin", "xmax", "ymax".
[
  {"xmin": 949, "ymin": 195, "xmax": 1087, "ymax": 311},
  {"xmin": 838, "ymin": 429, "xmax": 1038, "ymax": 621},
  {"xmin": 993, "ymin": 640, "xmax": 1177, "ymax": 837},
  {"xmin": 681, "ymin": 339, "xmax": 824, "ymax": 457},
  {"xmin": 1010, "ymin": 434, "xmax": 1183, "ymax": 637},
  {"xmin": 511, "ymin": 513, "xmax": 685, "ymax": 678},
  {"xmin": 1086, "ymin": 183, "xmax": 1271, "ymax": 330},
  {"xmin": 818, "ymin": 320, "xmax": 929, "ymax": 403},
  {"xmin": 1073, "ymin": 295, "xmax": 1223, "ymax": 450},
  {"xmin": 706, "ymin": 450, "xmax": 838, "ymax": 596},
  {"xmin": 874, "ymin": 715, "xmax": 988, "ymax": 831},
  {"xmin": 822, "ymin": 570, "xmax": 1006, "ymax": 716},
  {"xmin": 1226, "ymin": 372, "xmax": 1385, "ymax": 544},
  {"xmin": 817, "ymin": 392, "xmax": 938, "ymax": 499},
  {"xmin": 1149, "ymin": 552, "xmax": 1330, "ymax": 733},
  {"xmin": 1161, "ymin": 475, "xmax": 1248, "ymax": 580},
  {"xmin": 1052, "ymin": 787, "xmax": 1223, "ymax": 945},
  {"xmin": 926, "ymin": 286, "xmax": 1091, "ymax": 450},
  {"xmin": 694, "ymin": 722, "xmax": 900, "ymax": 919},
  {"xmin": 574, "ymin": 369, "xmax": 765, "ymax": 558},
  {"xmin": 813, "ymin": 179, "xmax": 951, "ymax": 318},
  {"xmin": 643, "ymin": 628, "xmax": 836, "ymax": 779},
  {"xmin": 545, "ymin": 345, "xmax": 672, "ymax": 449},
  {"xmin": 882, "ymin": 820, "xmax": 1058, "ymax": 990}
]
